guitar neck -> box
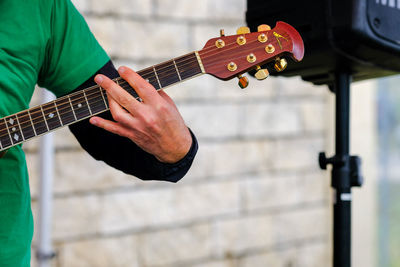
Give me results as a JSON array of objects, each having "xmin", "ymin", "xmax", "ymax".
[{"xmin": 0, "ymin": 52, "xmax": 204, "ymax": 152}]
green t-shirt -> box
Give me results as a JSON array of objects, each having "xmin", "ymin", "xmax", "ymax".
[{"xmin": 0, "ymin": 0, "xmax": 109, "ymax": 265}]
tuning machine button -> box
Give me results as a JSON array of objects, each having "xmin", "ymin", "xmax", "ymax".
[
  {"xmin": 274, "ymin": 57, "xmax": 288, "ymax": 72},
  {"xmin": 236, "ymin": 26, "xmax": 250, "ymax": 35},
  {"xmin": 257, "ymin": 24, "xmax": 271, "ymax": 32},
  {"xmin": 254, "ymin": 66, "xmax": 269, "ymax": 80},
  {"xmin": 238, "ymin": 75, "xmax": 249, "ymax": 89},
  {"xmin": 220, "ymin": 29, "xmax": 225, "ymax": 37}
]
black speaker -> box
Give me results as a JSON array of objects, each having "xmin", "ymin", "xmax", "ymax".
[{"xmin": 246, "ymin": 0, "xmax": 400, "ymax": 86}]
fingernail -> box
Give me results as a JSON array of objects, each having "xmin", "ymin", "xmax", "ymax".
[
  {"xmin": 95, "ymin": 75, "xmax": 103, "ymax": 83},
  {"xmin": 90, "ymin": 117, "xmax": 98, "ymax": 125},
  {"xmin": 119, "ymin": 67, "xmax": 126, "ymax": 74}
]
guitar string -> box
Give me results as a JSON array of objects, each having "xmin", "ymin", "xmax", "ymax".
[
  {"xmin": 0, "ymin": 44, "xmax": 264, "ymax": 143},
  {"xmin": 0, "ymin": 43, "xmax": 270, "ymax": 144},
  {"xmin": 0, "ymin": 35, "xmax": 283, "ymax": 143},
  {"xmin": 2, "ymin": 32, "xmax": 278, "ymax": 122}
]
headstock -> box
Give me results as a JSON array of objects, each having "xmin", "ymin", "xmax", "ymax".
[{"xmin": 198, "ymin": 21, "xmax": 304, "ymax": 88}]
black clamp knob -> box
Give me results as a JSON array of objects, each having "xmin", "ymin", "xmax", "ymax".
[
  {"xmin": 318, "ymin": 152, "xmax": 346, "ymax": 170},
  {"xmin": 350, "ymin": 156, "xmax": 364, "ymax": 187}
]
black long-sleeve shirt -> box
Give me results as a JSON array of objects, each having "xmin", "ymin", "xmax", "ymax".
[{"xmin": 68, "ymin": 61, "xmax": 198, "ymax": 182}]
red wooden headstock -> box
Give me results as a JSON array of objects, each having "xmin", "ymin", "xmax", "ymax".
[{"xmin": 198, "ymin": 21, "xmax": 304, "ymax": 84}]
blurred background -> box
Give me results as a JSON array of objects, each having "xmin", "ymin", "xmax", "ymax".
[{"xmin": 24, "ymin": 0, "xmax": 400, "ymax": 266}]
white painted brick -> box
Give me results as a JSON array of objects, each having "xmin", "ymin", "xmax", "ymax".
[
  {"xmin": 272, "ymin": 137, "xmax": 324, "ymax": 170},
  {"xmin": 53, "ymin": 195, "xmax": 102, "ymax": 239},
  {"xmin": 87, "ymin": 18, "xmax": 190, "ymax": 60},
  {"xmin": 300, "ymin": 100, "xmax": 328, "ymax": 132},
  {"xmin": 240, "ymin": 243, "xmax": 329, "ymax": 267},
  {"xmin": 89, "ymin": 0, "xmax": 152, "ymax": 16},
  {"xmin": 71, "ymin": 0, "xmax": 90, "ymax": 13},
  {"xmin": 192, "ymin": 260, "xmax": 237, "ymax": 267},
  {"xmin": 241, "ymin": 102, "xmax": 302, "ymax": 137},
  {"xmin": 166, "ymin": 75, "xmax": 218, "ymax": 102},
  {"xmin": 178, "ymin": 103, "xmax": 241, "ymax": 139},
  {"xmin": 276, "ymin": 76, "xmax": 327, "ymax": 97},
  {"xmin": 140, "ymin": 224, "xmax": 211, "ymax": 266},
  {"xmin": 206, "ymin": 0, "xmax": 246, "ymax": 21},
  {"xmin": 52, "ymin": 181, "xmax": 240, "ymax": 239},
  {"xmin": 28, "ymin": 150, "xmax": 136, "ymax": 198},
  {"xmin": 240, "ymin": 247, "xmax": 298, "ymax": 267},
  {"xmin": 57, "ymin": 236, "xmax": 139, "ymax": 267},
  {"xmin": 243, "ymin": 172, "xmax": 329, "ymax": 211},
  {"xmin": 155, "ymin": 0, "xmax": 208, "ymax": 19},
  {"xmin": 213, "ymin": 208, "xmax": 328, "ymax": 257},
  {"xmin": 181, "ymin": 140, "xmax": 274, "ymax": 180},
  {"xmin": 85, "ymin": 17, "xmax": 118, "ymax": 56},
  {"xmin": 53, "ymin": 151, "xmax": 136, "ymax": 193}
]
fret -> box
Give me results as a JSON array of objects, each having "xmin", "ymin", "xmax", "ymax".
[
  {"xmin": 68, "ymin": 96, "xmax": 78, "ymax": 121},
  {"xmin": 173, "ymin": 60, "xmax": 182, "ymax": 81},
  {"xmin": 175, "ymin": 53, "xmax": 202, "ymax": 80},
  {"xmin": 155, "ymin": 61, "xmax": 180, "ymax": 88},
  {"xmin": 0, "ymin": 118, "xmax": 12, "ymax": 149},
  {"xmin": 18, "ymin": 111, "xmax": 36, "ymax": 140},
  {"xmin": 86, "ymin": 87, "xmax": 107, "ymax": 114},
  {"xmin": 15, "ymin": 115, "xmax": 25, "ymax": 141},
  {"xmin": 42, "ymin": 102, "xmax": 62, "ymax": 130},
  {"xmin": 54, "ymin": 102, "xmax": 62, "ymax": 126},
  {"xmin": 138, "ymin": 69, "xmax": 161, "ymax": 90},
  {"xmin": 153, "ymin": 67, "xmax": 162, "ymax": 89},
  {"xmin": 99, "ymin": 87, "xmax": 109, "ymax": 109},
  {"xmin": 30, "ymin": 106, "xmax": 48, "ymax": 135},
  {"xmin": 57, "ymin": 97, "xmax": 76, "ymax": 125},
  {"xmin": 40, "ymin": 106, "xmax": 50, "ymax": 131},
  {"xmin": 83, "ymin": 91, "xmax": 92, "ymax": 115},
  {"xmin": 5, "ymin": 115, "xmax": 24, "ymax": 144},
  {"xmin": 28, "ymin": 110, "xmax": 37, "ymax": 136},
  {"xmin": 70, "ymin": 91, "xmax": 91, "ymax": 120}
]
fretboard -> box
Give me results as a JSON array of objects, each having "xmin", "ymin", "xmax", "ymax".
[{"xmin": 0, "ymin": 52, "xmax": 204, "ymax": 152}]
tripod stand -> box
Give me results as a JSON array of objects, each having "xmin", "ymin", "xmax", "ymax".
[{"xmin": 319, "ymin": 72, "xmax": 364, "ymax": 267}]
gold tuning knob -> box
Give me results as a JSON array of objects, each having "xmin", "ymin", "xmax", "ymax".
[
  {"xmin": 257, "ymin": 24, "xmax": 271, "ymax": 32},
  {"xmin": 236, "ymin": 26, "xmax": 250, "ymax": 35},
  {"xmin": 274, "ymin": 58, "xmax": 288, "ymax": 72},
  {"xmin": 238, "ymin": 75, "xmax": 249, "ymax": 89},
  {"xmin": 255, "ymin": 66, "xmax": 269, "ymax": 80}
]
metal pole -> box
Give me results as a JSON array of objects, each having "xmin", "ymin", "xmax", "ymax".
[
  {"xmin": 332, "ymin": 72, "xmax": 352, "ymax": 267},
  {"xmin": 37, "ymin": 88, "xmax": 56, "ymax": 267}
]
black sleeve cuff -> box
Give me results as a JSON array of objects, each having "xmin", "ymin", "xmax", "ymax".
[{"xmin": 151, "ymin": 128, "xmax": 198, "ymax": 183}]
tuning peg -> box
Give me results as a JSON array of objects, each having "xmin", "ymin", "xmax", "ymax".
[
  {"xmin": 255, "ymin": 66, "xmax": 269, "ymax": 80},
  {"xmin": 274, "ymin": 58, "xmax": 288, "ymax": 72},
  {"xmin": 220, "ymin": 29, "xmax": 225, "ymax": 37},
  {"xmin": 236, "ymin": 26, "xmax": 250, "ymax": 35},
  {"xmin": 257, "ymin": 24, "xmax": 271, "ymax": 32},
  {"xmin": 238, "ymin": 75, "xmax": 249, "ymax": 89}
]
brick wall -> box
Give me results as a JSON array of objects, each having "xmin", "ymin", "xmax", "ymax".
[{"xmin": 28, "ymin": 0, "xmax": 332, "ymax": 266}]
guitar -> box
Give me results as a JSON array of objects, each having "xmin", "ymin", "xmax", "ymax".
[{"xmin": 0, "ymin": 21, "xmax": 304, "ymax": 156}]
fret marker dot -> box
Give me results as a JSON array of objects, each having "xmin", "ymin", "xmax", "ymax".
[
  {"xmin": 49, "ymin": 113, "xmax": 54, "ymax": 118},
  {"xmin": 12, "ymin": 127, "xmax": 16, "ymax": 132},
  {"xmin": 77, "ymin": 103, "xmax": 82, "ymax": 108},
  {"xmin": 9, "ymin": 118, "xmax": 14, "ymax": 125},
  {"xmin": 14, "ymin": 134, "xmax": 19, "ymax": 141}
]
